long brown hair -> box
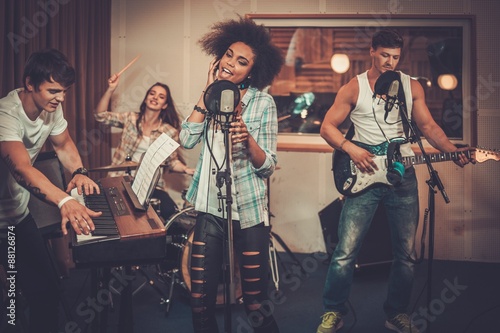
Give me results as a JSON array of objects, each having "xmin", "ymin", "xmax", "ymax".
[{"xmin": 136, "ymin": 82, "xmax": 181, "ymax": 134}]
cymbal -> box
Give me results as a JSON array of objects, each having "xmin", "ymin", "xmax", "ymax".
[
  {"xmin": 89, "ymin": 161, "xmax": 139, "ymax": 172},
  {"xmin": 89, "ymin": 161, "xmax": 170, "ymax": 172}
]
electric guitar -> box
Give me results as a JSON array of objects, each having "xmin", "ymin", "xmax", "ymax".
[{"xmin": 332, "ymin": 141, "xmax": 500, "ymax": 196}]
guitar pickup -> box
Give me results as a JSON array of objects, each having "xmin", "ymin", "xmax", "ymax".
[{"xmin": 349, "ymin": 160, "xmax": 357, "ymax": 174}]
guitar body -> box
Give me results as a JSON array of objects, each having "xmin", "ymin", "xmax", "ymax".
[{"xmin": 333, "ymin": 141, "xmax": 393, "ymax": 196}]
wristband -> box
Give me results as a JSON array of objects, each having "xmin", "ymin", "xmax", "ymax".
[
  {"xmin": 58, "ymin": 196, "xmax": 76, "ymax": 209},
  {"xmin": 339, "ymin": 138, "xmax": 349, "ymax": 151}
]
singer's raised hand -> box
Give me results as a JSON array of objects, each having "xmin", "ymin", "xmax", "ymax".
[
  {"xmin": 206, "ymin": 57, "xmax": 220, "ymax": 87},
  {"xmin": 230, "ymin": 115, "xmax": 249, "ymax": 144}
]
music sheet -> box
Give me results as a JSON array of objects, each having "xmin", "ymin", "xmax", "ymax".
[{"xmin": 132, "ymin": 133, "xmax": 179, "ymax": 205}]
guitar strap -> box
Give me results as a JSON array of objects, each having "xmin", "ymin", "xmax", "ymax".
[
  {"xmin": 396, "ymin": 73, "xmax": 412, "ymax": 141},
  {"xmin": 345, "ymin": 123, "xmax": 355, "ymax": 140}
]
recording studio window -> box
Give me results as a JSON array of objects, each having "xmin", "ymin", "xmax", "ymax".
[{"xmin": 251, "ymin": 15, "xmax": 475, "ymax": 146}]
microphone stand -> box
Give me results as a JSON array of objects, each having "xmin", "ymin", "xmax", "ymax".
[
  {"xmin": 216, "ymin": 113, "xmax": 236, "ymax": 333},
  {"xmin": 398, "ymin": 101, "xmax": 450, "ymax": 333}
]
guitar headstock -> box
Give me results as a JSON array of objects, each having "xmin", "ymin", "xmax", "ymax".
[{"xmin": 473, "ymin": 147, "xmax": 500, "ymax": 163}]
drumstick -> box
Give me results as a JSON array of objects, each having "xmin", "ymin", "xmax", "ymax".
[
  {"xmin": 116, "ymin": 54, "xmax": 141, "ymax": 77},
  {"xmin": 277, "ymin": 114, "xmax": 291, "ymax": 122}
]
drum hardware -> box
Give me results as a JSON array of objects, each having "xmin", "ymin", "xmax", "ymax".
[
  {"xmin": 111, "ymin": 192, "xmax": 190, "ymax": 316},
  {"xmin": 149, "ymin": 198, "xmax": 162, "ymax": 217},
  {"xmin": 156, "ymin": 267, "xmax": 185, "ymax": 315},
  {"xmin": 158, "ymin": 268, "xmax": 178, "ymax": 314},
  {"xmin": 155, "ymin": 207, "xmax": 243, "ymax": 315},
  {"xmin": 130, "ymin": 266, "xmax": 170, "ymax": 300}
]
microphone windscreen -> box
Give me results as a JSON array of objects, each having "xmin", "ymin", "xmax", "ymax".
[
  {"xmin": 203, "ymin": 80, "xmax": 240, "ymax": 115},
  {"xmin": 374, "ymin": 70, "xmax": 400, "ymax": 95}
]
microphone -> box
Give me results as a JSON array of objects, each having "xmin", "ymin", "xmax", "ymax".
[
  {"xmin": 220, "ymin": 89, "xmax": 235, "ymax": 114},
  {"xmin": 384, "ymin": 79, "xmax": 399, "ymax": 120},
  {"xmin": 203, "ymin": 80, "xmax": 240, "ymax": 120}
]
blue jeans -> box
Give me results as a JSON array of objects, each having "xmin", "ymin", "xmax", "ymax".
[{"xmin": 322, "ymin": 167, "xmax": 419, "ymax": 318}]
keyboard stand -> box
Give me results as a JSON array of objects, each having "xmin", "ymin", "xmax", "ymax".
[{"xmin": 118, "ymin": 266, "xmax": 134, "ymax": 333}]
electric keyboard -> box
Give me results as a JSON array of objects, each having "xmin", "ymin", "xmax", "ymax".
[{"xmin": 70, "ymin": 176, "xmax": 166, "ymax": 267}]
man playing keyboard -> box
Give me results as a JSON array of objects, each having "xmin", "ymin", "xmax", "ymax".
[{"xmin": 0, "ymin": 49, "xmax": 102, "ymax": 333}]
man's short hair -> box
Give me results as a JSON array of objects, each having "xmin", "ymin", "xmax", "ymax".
[
  {"xmin": 371, "ymin": 29, "xmax": 404, "ymax": 50},
  {"xmin": 22, "ymin": 48, "xmax": 76, "ymax": 90}
]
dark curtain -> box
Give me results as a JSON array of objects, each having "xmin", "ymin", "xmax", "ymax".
[{"xmin": 1, "ymin": 0, "xmax": 112, "ymax": 172}]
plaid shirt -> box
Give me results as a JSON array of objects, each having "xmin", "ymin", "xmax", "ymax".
[
  {"xmin": 94, "ymin": 111, "xmax": 181, "ymax": 186},
  {"xmin": 180, "ymin": 87, "xmax": 278, "ymax": 229}
]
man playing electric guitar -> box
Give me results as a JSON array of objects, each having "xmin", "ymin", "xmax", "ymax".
[{"xmin": 316, "ymin": 29, "xmax": 473, "ymax": 333}]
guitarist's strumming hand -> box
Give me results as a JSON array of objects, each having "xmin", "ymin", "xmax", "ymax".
[{"xmin": 343, "ymin": 140, "xmax": 379, "ymax": 174}]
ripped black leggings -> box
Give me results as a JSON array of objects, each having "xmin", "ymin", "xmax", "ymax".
[{"xmin": 190, "ymin": 213, "xmax": 279, "ymax": 333}]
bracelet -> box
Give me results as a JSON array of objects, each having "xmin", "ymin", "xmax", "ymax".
[
  {"xmin": 58, "ymin": 196, "xmax": 76, "ymax": 209},
  {"xmin": 194, "ymin": 105, "xmax": 208, "ymax": 115},
  {"xmin": 339, "ymin": 138, "xmax": 349, "ymax": 151}
]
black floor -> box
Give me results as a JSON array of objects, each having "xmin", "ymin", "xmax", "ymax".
[{"xmin": 47, "ymin": 253, "xmax": 499, "ymax": 333}]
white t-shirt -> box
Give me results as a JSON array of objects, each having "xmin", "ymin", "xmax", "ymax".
[{"xmin": 0, "ymin": 88, "xmax": 68, "ymax": 227}]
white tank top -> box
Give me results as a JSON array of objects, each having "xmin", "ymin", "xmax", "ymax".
[{"xmin": 350, "ymin": 70, "xmax": 414, "ymax": 157}]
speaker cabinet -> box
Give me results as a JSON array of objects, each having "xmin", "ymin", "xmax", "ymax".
[{"xmin": 318, "ymin": 198, "xmax": 392, "ymax": 268}]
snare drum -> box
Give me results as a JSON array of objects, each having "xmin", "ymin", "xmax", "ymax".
[{"xmin": 164, "ymin": 207, "xmax": 242, "ymax": 305}]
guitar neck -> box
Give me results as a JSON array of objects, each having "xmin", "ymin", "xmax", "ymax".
[{"xmin": 401, "ymin": 150, "xmax": 470, "ymax": 167}]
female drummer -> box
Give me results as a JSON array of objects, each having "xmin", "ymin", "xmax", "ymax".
[
  {"xmin": 95, "ymin": 79, "xmax": 194, "ymax": 219},
  {"xmin": 180, "ymin": 16, "xmax": 284, "ymax": 333}
]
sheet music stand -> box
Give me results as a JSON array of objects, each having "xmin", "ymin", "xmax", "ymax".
[{"xmin": 122, "ymin": 166, "xmax": 161, "ymax": 212}]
